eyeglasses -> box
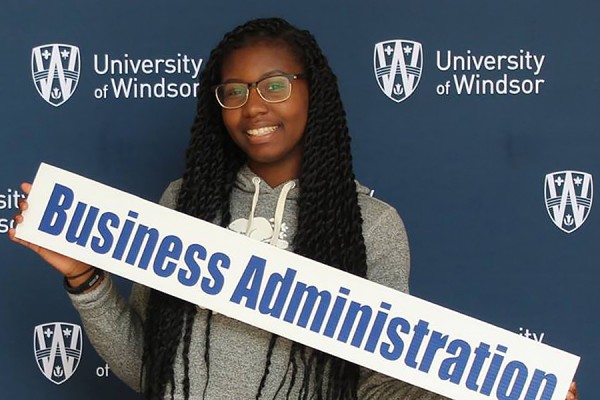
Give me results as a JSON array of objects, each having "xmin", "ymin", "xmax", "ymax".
[{"xmin": 214, "ymin": 73, "xmax": 306, "ymax": 109}]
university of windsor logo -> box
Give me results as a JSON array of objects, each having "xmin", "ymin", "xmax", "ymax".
[
  {"xmin": 544, "ymin": 171, "xmax": 593, "ymax": 233},
  {"xmin": 33, "ymin": 322, "xmax": 83, "ymax": 384},
  {"xmin": 374, "ymin": 40, "xmax": 423, "ymax": 103},
  {"xmin": 31, "ymin": 44, "xmax": 80, "ymax": 107}
]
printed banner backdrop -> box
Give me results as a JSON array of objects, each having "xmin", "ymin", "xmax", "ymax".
[{"xmin": 1, "ymin": 0, "xmax": 597, "ymax": 398}]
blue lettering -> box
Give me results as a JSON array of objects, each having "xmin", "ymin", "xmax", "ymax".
[
  {"xmin": 90, "ymin": 212, "xmax": 119, "ymax": 254},
  {"xmin": 125, "ymin": 224, "xmax": 159, "ymax": 268},
  {"xmin": 480, "ymin": 345, "xmax": 507, "ymax": 395},
  {"xmin": 405, "ymin": 320, "xmax": 431, "ymax": 368},
  {"xmin": 112, "ymin": 211, "xmax": 138, "ymax": 260},
  {"xmin": 323, "ymin": 287, "xmax": 350, "ymax": 338},
  {"xmin": 283, "ymin": 282, "xmax": 331, "ymax": 332},
  {"xmin": 419, "ymin": 331, "xmax": 449, "ymax": 372},
  {"xmin": 153, "ymin": 235, "xmax": 182, "ymax": 277},
  {"xmin": 65, "ymin": 202, "xmax": 99, "ymax": 246},
  {"xmin": 38, "ymin": 183, "xmax": 73, "ymax": 235},
  {"xmin": 364, "ymin": 302, "xmax": 391, "ymax": 353},
  {"xmin": 379, "ymin": 316, "xmax": 410, "ymax": 360},
  {"xmin": 439, "ymin": 339, "xmax": 471, "ymax": 384},
  {"xmin": 258, "ymin": 268, "xmax": 296, "ymax": 317},
  {"xmin": 338, "ymin": 301, "xmax": 372, "ymax": 347},
  {"xmin": 230, "ymin": 255, "xmax": 265, "ymax": 309},
  {"xmin": 524, "ymin": 369, "xmax": 557, "ymax": 400},
  {"xmin": 201, "ymin": 252, "xmax": 230, "ymax": 295},
  {"xmin": 497, "ymin": 361, "xmax": 528, "ymax": 400},
  {"xmin": 466, "ymin": 342, "xmax": 491, "ymax": 390},
  {"xmin": 179, "ymin": 243, "xmax": 207, "ymax": 286}
]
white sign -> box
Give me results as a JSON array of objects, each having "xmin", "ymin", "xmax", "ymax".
[{"xmin": 16, "ymin": 163, "xmax": 579, "ymax": 400}]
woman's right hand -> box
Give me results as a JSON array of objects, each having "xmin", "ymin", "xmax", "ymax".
[{"xmin": 8, "ymin": 182, "xmax": 94, "ymax": 287}]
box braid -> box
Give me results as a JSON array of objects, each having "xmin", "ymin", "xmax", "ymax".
[{"xmin": 141, "ymin": 18, "xmax": 367, "ymax": 400}]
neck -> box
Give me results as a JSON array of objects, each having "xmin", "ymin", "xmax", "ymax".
[{"xmin": 247, "ymin": 161, "xmax": 300, "ymax": 188}]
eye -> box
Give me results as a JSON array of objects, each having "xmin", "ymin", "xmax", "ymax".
[
  {"xmin": 262, "ymin": 78, "xmax": 288, "ymax": 93},
  {"xmin": 223, "ymin": 85, "xmax": 246, "ymax": 98}
]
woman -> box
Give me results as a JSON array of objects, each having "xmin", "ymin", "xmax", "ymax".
[{"xmin": 10, "ymin": 17, "xmax": 578, "ymax": 400}]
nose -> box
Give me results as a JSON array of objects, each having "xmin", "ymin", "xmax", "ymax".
[{"xmin": 241, "ymin": 86, "xmax": 268, "ymax": 117}]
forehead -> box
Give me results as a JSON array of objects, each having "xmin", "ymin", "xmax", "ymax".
[{"xmin": 221, "ymin": 41, "xmax": 304, "ymax": 81}]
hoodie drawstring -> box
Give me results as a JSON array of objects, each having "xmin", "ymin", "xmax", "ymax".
[
  {"xmin": 270, "ymin": 181, "xmax": 295, "ymax": 246},
  {"xmin": 245, "ymin": 177, "xmax": 261, "ymax": 236},
  {"xmin": 244, "ymin": 177, "xmax": 295, "ymax": 246}
]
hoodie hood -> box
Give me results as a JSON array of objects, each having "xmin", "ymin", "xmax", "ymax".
[
  {"xmin": 229, "ymin": 165, "xmax": 299, "ymax": 249},
  {"xmin": 235, "ymin": 164, "xmax": 372, "ymax": 198},
  {"xmin": 229, "ymin": 165, "xmax": 373, "ymax": 250},
  {"xmin": 354, "ymin": 180, "xmax": 372, "ymax": 197},
  {"xmin": 234, "ymin": 164, "xmax": 301, "ymax": 199}
]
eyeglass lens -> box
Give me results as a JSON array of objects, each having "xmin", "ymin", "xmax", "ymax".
[{"xmin": 217, "ymin": 75, "xmax": 292, "ymax": 108}]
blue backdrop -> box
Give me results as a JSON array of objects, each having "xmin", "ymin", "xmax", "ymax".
[{"xmin": 1, "ymin": 0, "xmax": 597, "ymax": 398}]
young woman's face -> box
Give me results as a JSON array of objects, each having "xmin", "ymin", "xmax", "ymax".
[{"xmin": 220, "ymin": 42, "xmax": 309, "ymax": 184}]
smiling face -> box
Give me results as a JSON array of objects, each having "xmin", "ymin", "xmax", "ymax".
[{"xmin": 220, "ymin": 41, "xmax": 309, "ymax": 187}]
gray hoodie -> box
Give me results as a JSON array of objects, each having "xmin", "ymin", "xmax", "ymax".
[{"xmin": 70, "ymin": 165, "xmax": 445, "ymax": 399}]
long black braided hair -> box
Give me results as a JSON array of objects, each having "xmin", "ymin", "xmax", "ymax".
[{"xmin": 141, "ymin": 17, "xmax": 368, "ymax": 400}]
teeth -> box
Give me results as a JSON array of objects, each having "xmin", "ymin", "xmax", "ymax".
[{"xmin": 247, "ymin": 126, "xmax": 278, "ymax": 136}]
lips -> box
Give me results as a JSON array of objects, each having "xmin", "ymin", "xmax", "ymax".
[{"xmin": 246, "ymin": 125, "xmax": 279, "ymax": 137}]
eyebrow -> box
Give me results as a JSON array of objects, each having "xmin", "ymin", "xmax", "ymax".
[{"xmin": 221, "ymin": 69, "xmax": 288, "ymax": 84}]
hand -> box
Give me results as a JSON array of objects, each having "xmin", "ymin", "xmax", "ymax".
[
  {"xmin": 566, "ymin": 381, "xmax": 578, "ymax": 400},
  {"xmin": 8, "ymin": 182, "xmax": 92, "ymax": 283}
]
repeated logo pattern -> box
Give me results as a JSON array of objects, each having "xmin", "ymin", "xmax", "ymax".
[
  {"xmin": 33, "ymin": 322, "xmax": 83, "ymax": 384},
  {"xmin": 31, "ymin": 44, "xmax": 80, "ymax": 107},
  {"xmin": 374, "ymin": 40, "xmax": 423, "ymax": 103},
  {"xmin": 545, "ymin": 171, "xmax": 593, "ymax": 233}
]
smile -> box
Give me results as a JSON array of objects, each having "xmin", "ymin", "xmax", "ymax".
[{"xmin": 246, "ymin": 125, "xmax": 279, "ymax": 137}]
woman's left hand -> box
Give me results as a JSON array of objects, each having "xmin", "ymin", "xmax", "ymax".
[{"xmin": 566, "ymin": 381, "xmax": 578, "ymax": 400}]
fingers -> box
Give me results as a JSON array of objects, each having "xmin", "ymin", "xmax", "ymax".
[
  {"xmin": 9, "ymin": 227, "xmax": 26, "ymax": 245},
  {"xmin": 8, "ymin": 227, "xmax": 42, "ymax": 254},
  {"xmin": 14, "ymin": 196, "xmax": 26, "ymax": 227},
  {"xmin": 8, "ymin": 227, "xmax": 26, "ymax": 246},
  {"xmin": 13, "ymin": 181, "xmax": 30, "ymax": 224},
  {"xmin": 8, "ymin": 181, "xmax": 31, "ymax": 245},
  {"xmin": 11, "ymin": 203, "xmax": 24, "ymax": 235},
  {"xmin": 566, "ymin": 381, "xmax": 578, "ymax": 400},
  {"xmin": 18, "ymin": 182, "xmax": 31, "ymax": 211},
  {"xmin": 21, "ymin": 182, "xmax": 32, "ymax": 195},
  {"xmin": 8, "ymin": 181, "xmax": 43, "ymax": 256},
  {"xmin": 8, "ymin": 228, "xmax": 23, "ymax": 244},
  {"xmin": 7, "ymin": 227, "xmax": 16, "ymax": 241},
  {"xmin": 18, "ymin": 197, "xmax": 28, "ymax": 212}
]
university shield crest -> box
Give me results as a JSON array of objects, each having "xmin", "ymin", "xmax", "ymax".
[
  {"xmin": 545, "ymin": 171, "xmax": 593, "ymax": 233},
  {"xmin": 33, "ymin": 322, "xmax": 83, "ymax": 384},
  {"xmin": 31, "ymin": 44, "xmax": 80, "ymax": 107},
  {"xmin": 374, "ymin": 40, "xmax": 423, "ymax": 103}
]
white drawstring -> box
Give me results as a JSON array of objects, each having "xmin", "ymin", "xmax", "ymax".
[
  {"xmin": 245, "ymin": 177, "xmax": 261, "ymax": 236},
  {"xmin": 270, "ymin": 181, "xmax": 295, "ymax": 246}
]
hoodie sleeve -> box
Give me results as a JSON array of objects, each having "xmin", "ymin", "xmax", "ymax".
[
  {"xmin": 67, "ymin": 274, "xmax": 145, "ymax": 391},
  {"xmin": 67, "ymin": 180, "xmax": 181, "ymax": 392},
  {"xmin": 359, "ymin": 198, "xmax": 448, "ymax": 399},
  {"xmin": 360, "ymin": 196, "xmax": 410, "ymax": 294}
]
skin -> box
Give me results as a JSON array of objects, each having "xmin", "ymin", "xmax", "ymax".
[
  {"xmin": 566, "ymin": 382, "xmax": 578, "ymax": 400},
  {"xmin": 8, "ymin": 41, "xmax": 311, "ymax": 286},
  {"xmin": 220, "ymin": 41, "xmax": 309, "ymax": 188},
  {"xmin": 7, "ymin": 42, "xmax": 580, "ymax": 400},
  {"xmin": 9, "ymin": 183, "xmax": 94, "ymax": 287}
]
